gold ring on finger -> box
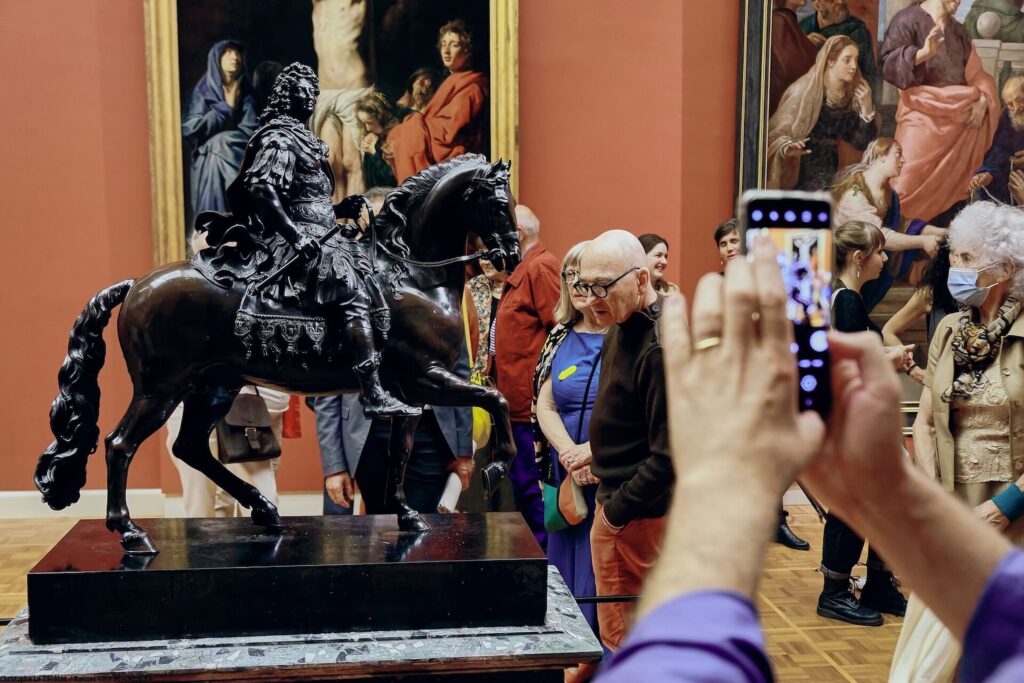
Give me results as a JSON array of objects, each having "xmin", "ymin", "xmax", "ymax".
[{"xmin": 694, "ymin": 336, "xmax": 722, "ymax": 352}]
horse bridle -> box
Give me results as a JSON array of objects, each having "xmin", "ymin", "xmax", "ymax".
[{"xmin": 365, "ymin": 197, "xmax": 511, "ymax": 271}]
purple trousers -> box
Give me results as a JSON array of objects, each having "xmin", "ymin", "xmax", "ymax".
[{"xmin": 511, "ymin": 422, "xmax": 548, "ymax": 549}]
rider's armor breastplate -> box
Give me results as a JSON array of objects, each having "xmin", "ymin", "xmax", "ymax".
[{"xmin": 282, "ymin": 130, "xmax": 334, "ymax": 231}]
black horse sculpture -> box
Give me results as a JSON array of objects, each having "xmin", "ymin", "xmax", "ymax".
[{"xmin": 35, "ymin": 154, "xmax": 521, "ymax": 554}]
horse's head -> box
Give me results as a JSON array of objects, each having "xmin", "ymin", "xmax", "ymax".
[{"xmin": 464, "ymin": 159, "xmax": 520, "ymax": 274}]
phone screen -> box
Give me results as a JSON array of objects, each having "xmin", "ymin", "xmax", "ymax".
[{"xmin": 742, "ymin": 194, "xmax": 832, "ymax": 415}]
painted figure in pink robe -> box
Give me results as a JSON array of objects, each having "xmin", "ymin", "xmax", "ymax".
[{"xmin": 879, "ymin": 0, "xmax": 998, "ymax": 223}]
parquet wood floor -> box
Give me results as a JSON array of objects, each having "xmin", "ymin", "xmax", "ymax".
[{"xmin": 0, "ymin": 507, "xmax": 901, "ymax": 681}]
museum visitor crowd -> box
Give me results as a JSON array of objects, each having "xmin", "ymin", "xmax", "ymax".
[
  {"xmin": 164, "ymin": 190, "xmax": 1024, "ymax": 682},
  {"xmin": 162, "ymin": 2, "xmax": 1024, "ymax": 679}
]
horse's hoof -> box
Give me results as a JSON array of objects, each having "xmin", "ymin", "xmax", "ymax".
[
  {"xmin": 121, "ymin": 530, "xmax": 159, "ymax": 556},
  {"xmin": 398, "ymin": 512, "xmax": 430, "ymax": 533},
  {"xmin": 251, "ymin": 504, "xmax": 283, "ymax": 529},
  {"xmin": 481, "ymin": 462, "xmax": 508, "ymax": 496}
]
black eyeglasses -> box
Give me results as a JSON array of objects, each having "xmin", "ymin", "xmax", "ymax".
[
  {"xmin": 561, "ymin": 269, "xmax": 579, "ymax": 284},
  {"xmin": 573, "ymin": 267, "xmax": 639, "ymax": 299}
]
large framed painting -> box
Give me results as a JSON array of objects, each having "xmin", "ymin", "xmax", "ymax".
[
  {"xmin": 145, "ymin": 0, "xmax": 518, "ymax": 265},
  {"xmin": 737, "ymin": 0, "xmax": 1023, "ymax": 407}
]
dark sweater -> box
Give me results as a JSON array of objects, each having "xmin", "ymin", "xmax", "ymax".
[{"xmin": 589, "ymin": 300, "xmax": 675, "ymax": 526}]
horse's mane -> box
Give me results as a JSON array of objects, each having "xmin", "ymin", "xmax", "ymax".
[{"xmin": 374, "ymin": 154, "xmax": 489, "ymax": 258}]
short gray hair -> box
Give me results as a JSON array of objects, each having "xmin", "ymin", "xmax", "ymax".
[{"xmin": 949, "ymin": 201, "xmax": 1024, "ymax": 297}]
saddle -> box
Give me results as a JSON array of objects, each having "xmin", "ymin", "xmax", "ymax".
[{"xmin": 191, "ymin": 212, "xmax": 390, "ymax": 368}]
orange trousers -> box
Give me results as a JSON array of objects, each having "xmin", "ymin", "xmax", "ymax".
[{"xmin": 589, "ymin": 504, "xmax": 666, "ymax": 651}]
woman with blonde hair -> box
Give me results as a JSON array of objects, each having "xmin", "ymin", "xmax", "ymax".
[
  {"xmin": 768, "ymin": 35, "xmax": 877, "ymax": 191},
  {"xmin": 832, "ymin": 137, "xmax": 946, "ymax": 309},
  {"xmin": 532, "ymin": 241, "xmax": 605, "ymax": 678}
]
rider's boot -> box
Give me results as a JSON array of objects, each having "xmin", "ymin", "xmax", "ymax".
[{"xmin": 348, "ymin": 320, "xmax": 421, "ymax": 419}]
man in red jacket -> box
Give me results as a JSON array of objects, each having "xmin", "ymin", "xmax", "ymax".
[{"xmin": 493, "ymin": 204, "xmax": 561, "ymax": 548}]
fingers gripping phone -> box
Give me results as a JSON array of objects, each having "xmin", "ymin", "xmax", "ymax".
[{"xmin": 738, "ymin": 190, "xmax": 833, "ymax": 417}]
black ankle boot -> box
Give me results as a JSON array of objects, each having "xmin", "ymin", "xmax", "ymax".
[
  {"xmin": 776, "ymin": 510, "xmax": 810, "ymax": 550},
  {"xmin": 817, "ymin": 585, "xmax": 884, "ymax": 626},
  {"xmin": 860, "ymin": 571, "xmax": 907, "ymax": 617},
  {"xmin": 817, "ymin": 573, "xmax": 883, "ymax": 626}
]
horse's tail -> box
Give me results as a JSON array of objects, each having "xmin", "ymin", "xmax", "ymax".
[{"xmin": 35, "ymin": 280, "xmax": 134, "ymax": 510}]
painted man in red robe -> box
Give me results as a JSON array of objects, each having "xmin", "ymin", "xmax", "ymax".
[{"xmin": 387, "ymin": 19, "xmax": 488, "ymax": 183}]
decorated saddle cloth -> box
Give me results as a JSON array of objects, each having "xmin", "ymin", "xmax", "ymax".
[{"xmin": 188, "ymin": 223, "xmax": 336, "ymax": 368}]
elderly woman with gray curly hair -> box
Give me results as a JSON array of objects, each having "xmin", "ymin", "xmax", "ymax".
[{"xmin": 890, "ymin": 201, "xmax": 1024, "ymax": 682}]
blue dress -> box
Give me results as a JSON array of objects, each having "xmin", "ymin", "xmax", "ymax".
[
  {"xmin": 547, "ymin": 329, "xmax": 603, "ymax": 635},
  {"xmin": 182, "ymin": 40, "xmax": 258, "ymax": 225}
]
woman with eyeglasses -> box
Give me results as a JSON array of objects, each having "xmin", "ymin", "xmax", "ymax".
[
  {"xmin": 532, "ymin": 241, "xmax": 606, "ymax": 680},
  {"xmin": 891, "ymin": 202, "xmax": 1024, "ymax": 682}
]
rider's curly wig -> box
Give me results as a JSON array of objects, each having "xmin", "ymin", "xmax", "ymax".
[{"xmin": 261, "ymin": 62, "xmax": 318, "ymax": 122}]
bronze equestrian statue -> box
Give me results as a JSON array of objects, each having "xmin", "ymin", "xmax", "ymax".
[{"xmin": 35, "ymin": 63, "xmax": 521, "ymax": 555}]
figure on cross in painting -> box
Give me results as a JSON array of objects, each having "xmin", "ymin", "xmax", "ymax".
[
  {"xmin": 182, "ymin": 40, "xmax": 259, "ymax": 222},
  {"xmin": 767, "ymin": 35, "xmax": 878, "ymax": 191},
  {"xmin": 387, "ymin": 19, "xmax": 488, "ymax": 184},
  {"xmin": 879, "ymin": 0, "xmax": 999, "ymax": 223},
  {"xmin": 309, "ymin": 0, "xmax": 375, "ymax": 202}
]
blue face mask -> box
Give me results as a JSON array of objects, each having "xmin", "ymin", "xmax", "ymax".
[{"xmin": 947, "ymin": 265, "xmax": 999, "ymax": 308}]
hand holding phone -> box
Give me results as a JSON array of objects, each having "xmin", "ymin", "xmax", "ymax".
[{"xmin": 738, "ymin": 190, "xmax": 834, "ymax": 416}]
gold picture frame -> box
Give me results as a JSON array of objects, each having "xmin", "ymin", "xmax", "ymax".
[{"xmin": 144, "ymin": 0, "xmax": 519, "ymax": 266}]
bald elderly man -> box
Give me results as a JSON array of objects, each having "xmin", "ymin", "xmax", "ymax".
[
  {"xmin": 578, "ymin": 230, "xmax": 676, "ymax": 654},
  {"xmin": 492, "ymin": 204, "xmax": 561, "ymax": 548}
]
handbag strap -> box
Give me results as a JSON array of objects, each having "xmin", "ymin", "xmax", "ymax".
[{"xmin": 573, "ymin": 336, "xmax": 601, "ymax": 444}]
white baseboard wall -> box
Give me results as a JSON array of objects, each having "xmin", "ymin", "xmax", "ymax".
[
  {"xmin": 0, "ymin": 488, "xmax": 811, "ymax": 519},
  {"xmin": 0, "ymin": 490, "xmax": 324, "ymax": 519}
]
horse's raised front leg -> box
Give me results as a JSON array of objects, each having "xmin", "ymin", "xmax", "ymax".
[
  {"xmin": 105, "ymin": 394, "xmax": 181, "ymax": 555},
  {"xmin": 172, "ymin": 388, "xmax": 282, "ymax": 529},
  {"xmin": 406, "ymin": 365, "xmax": 515, "ymax": 497},
  {"xmin": 387, "ymin": 415, "xmax": 431, "ymax": 532}
]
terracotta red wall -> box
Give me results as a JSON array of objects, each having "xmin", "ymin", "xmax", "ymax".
[{"xmin": 0, "ymin": 0, "xmax": 738, "ymax": 494}]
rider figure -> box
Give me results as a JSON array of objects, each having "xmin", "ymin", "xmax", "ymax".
[{"xmin": 235, "ymin": 62, "xmax": 419, "ymax": 419}]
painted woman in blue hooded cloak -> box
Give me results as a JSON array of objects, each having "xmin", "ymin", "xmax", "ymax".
[{"xmin": 183, "ymin": 40, "xmax": 258, "ymax": 222}]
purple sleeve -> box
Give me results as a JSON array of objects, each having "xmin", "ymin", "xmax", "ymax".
[
  {"xmin": 961, "ymin": 549, "xmax": 1024, "ymax": 683},
  {"xmin": 598, "ymin": 591, "xmax": 773, "ymax": 682},
  {"xmin": 879, "ymin": 13, "xmax": 925, "ymax": 90}
]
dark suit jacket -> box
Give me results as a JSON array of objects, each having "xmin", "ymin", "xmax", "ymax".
[{"xmin": 315, "ymin": 341, "xmax": 473, "ymax": 477}]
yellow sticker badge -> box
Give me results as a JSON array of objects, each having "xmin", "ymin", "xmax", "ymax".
[{"xmin": 558, "ymin": 365, "xmax": 578, "ymax": 381}]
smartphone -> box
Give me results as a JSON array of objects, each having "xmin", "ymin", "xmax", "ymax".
[{"xmin": 737, "ymin": 190, "xmax": 833, "ymax": 417}]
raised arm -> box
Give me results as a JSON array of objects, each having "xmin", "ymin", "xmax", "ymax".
[{"xmin": 881, "ymin": 288, "xmax": 931, "ymax": 346}]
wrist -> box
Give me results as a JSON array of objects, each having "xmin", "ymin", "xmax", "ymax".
[{"xmin": 992, "ymin": 484, "xmax": 1024, "ymax": 521}]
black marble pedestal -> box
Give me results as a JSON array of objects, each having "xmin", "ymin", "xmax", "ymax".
[
  {"xmin": 1, "ymin": 567, "xmax": 600, "ymax": 681},
  {"xmin": 27, "ymin": 513, "xmax": 547, "ymax": 645}
]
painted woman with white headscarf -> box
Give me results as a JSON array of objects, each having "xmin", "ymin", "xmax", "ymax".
[{"xmin": 767, "ymin": 35, "xmax": 878, "ymax": 191}]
